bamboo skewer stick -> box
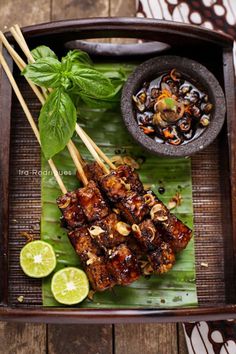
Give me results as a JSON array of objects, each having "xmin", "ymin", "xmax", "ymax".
[
  {"xmin": 10, "ymin": 26, "xmax": 49, "ymax": 99},
  {"xmin": 67, "ymin": 141, "xmax": 88, "ymax": 185},
  {"xmin": 1, "ymin": 30, "xmax": 85, "ymax": 171},
  {"xmin": 0, "ymin": 31, "xmax": 45, "ymax": 105},
  {"xmin": 10, "ymin": 26, "xmax": 34, "ymax": 63},
  {"xmin": 82, "ymin": 130, "xmax": 116, "ymax": 170},
  {"xmin": 75, "ymin": 124, "xmax": 109, "ymax": 174},
  {"xmin": 0, "ymin": 51, "xmax": 67, "ymax": 195},
  {"xmin": 9, "ymin": 25, "xmax": 115, "ymax": 174},
  {"xmin": 9, "ymin": 27, "xmax": 100, "ymax": 171}
]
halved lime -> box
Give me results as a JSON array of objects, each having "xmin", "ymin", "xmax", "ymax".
[
  {"xmin": 51, "ymin": 267, "xmax": 89, "ymax": 305},
  {"xmin": 20, "ymin": 240, "xmax": 56, "ymax": 278}
]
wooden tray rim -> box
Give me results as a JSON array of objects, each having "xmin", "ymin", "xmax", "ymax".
[{"xmin": 1, "ymin": 17, "xmax": 236, "ymax": 323}]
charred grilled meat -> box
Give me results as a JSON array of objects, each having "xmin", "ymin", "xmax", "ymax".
[
  {"xmin": 83, "ymin": 162, "xmax": 104, "ymax": 183},
  {"xmin": 100, "ymin": 164, "xmax": 144, "ymax": 202},
  {"xmin": 114, "ymin": 165, "xmax": 144, "ymax": 195},
  {"xmin": 57, "ymin": 191, "xmax": 86, "ymax": 230},
  {"xmin": 68, "ymin": 227, "xmax": 115, "ymax": 291},
  {"xmin": 146, "ymin": 190, "xmax": 192, "ymax": 252},
  {"xmin": 160, "ymin": 214, "xmax": 192, "ymax": 253},
  {"xmin": 132, "ymin": 219, "xmax": 175, "ymax": 274},
  {"xmin": 91, "ymin": 213, "xmax": 127, "ymax": 249},
  {"xmin": 148, "ymin": 243, "xmax": 175, "ymax": 274},
  {"xmin": 61, "ymin": 159, "xmax": 192, "ymax": 291},
  {"xmin": 107, "ymin": 243, "xmax": 141, "ymax": 285},
  {"xmin": 77, "ymin": 180, "xmax": 109, "ymax": 223},
  {"xmin": 116, "ymin": 192, "xmax": 149, "ymax": 224}
]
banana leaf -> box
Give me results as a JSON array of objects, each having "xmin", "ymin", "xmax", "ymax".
[{"xmin": 41, "ymin": 62, "xmax": 197, "ymax": 308}]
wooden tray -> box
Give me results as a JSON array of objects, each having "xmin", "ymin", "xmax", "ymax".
[{"xmin": 0, "ymin": 17, "xmax": 236, "ymax": 323}]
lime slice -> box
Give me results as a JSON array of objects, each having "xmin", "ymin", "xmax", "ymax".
[
  {"xmin": 51, "ymin": 267, "xmax": 89, "ymax": 305},
  {"xmin": 20, "ymin": 240, "xmax": 56, "ymax": 278}
]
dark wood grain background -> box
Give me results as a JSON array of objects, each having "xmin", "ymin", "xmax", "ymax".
[{"xmin": 0, "ymin": 0, "xmax": 188, "ymax": 352}]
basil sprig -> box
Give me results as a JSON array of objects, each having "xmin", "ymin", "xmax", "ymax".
[{"xmin": 22, "ymin": 46, "xmax": 118, "ymax": 159}]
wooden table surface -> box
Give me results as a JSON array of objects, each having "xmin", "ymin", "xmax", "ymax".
[{"xmin": 0, "ymin": 1, "xmax": 188, "ymax": 353}]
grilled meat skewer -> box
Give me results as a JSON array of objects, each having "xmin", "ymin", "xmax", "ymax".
[
  {"xmin": 57, "ymin": 191, "xmax": 86, "ymax": 230},
  {"xmin": 82, "ymin": 162, "xmax": 191, "ymax": 257},
  {"xmin": 68, "ymin": 227, "xmax": 115, "ymax": 291},
  {"xmin": 107, "ymin": 244, "xmax": 140, "ymax": 285},
  {"xmin": 83, "ymin": 162, "xmax": 192, "ymax": 253},
  {"xmin": 132, "ymin": 219, "xmax": 175, "ymax": 274},
  {"xmin": 57, "ymin": 179, "xmax": 141, "ymax": 289},
  {"xmin": 145, "ymin": 190, "xmax": 192, "ymax": 252},
  {"xmin": 92, "ymin": 213, "xmax": 127, "ymax": 249}
]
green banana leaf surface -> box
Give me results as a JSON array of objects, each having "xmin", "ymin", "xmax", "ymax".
[{"xmin": 41, "ymin": 62, "xmax": 198, "ymax": 308}]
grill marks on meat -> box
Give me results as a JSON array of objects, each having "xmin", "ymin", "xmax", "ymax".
[
  {"xmin": 77, "ymin": 180, "xmax": 109, "ymax": 223},
  {"xmin": 146, "ymin": 190, "xmax": 192, "ymax": 252},
  {"xmin": 92, "ymin": 213, "xmax": 127, "ymax": 249},
  {"xmin": 100, "ymin": 165, "xmax": 144, "ymax": 202},
  {"xmin": 148, "ymin": 244, "xmax": 175, "ymax": 274},
  {"xmin": 83, "ymin": 162, "xmax": 104, "ymax": 183},
  {"xmin": 68, "ymin": 227, "xmax": 114, "ymax": 291},
  {"xmin": 132, "ymin": 219, "xmax": 175, "ymax": 274},
  {"xmin": 161, "ymin": 214, "xmax": 192, "ymax": 253},
  {"xmin": 57, "ymin": 191, "xmax": 86, "ymax": 230},
  {"xmin": 116, "ymin": 192, "xmax": 149, "ymax": 224},
  {"xmin": 115, "ymin": 165, "xmax": 144, "ymax": 195},
  {"xmin": 107, "ymin": 244, "xmax": 141, "ymax": 285},
  {"xmin": 133, "ymin": 219, "xmax": 163, "ymax": 252}
]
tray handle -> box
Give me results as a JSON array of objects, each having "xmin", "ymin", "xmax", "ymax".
[{"xmin": 65, "ymin": 40, "xmax": 170, "ymax": 57}]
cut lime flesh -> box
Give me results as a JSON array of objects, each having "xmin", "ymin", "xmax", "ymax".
[
  {"xmin": 20, "ymin": 240, "xmax": 56, "ymax": 278},
  {"xmin": 51, "ymin": 267, "xmax": 89, "ymax": 305}
]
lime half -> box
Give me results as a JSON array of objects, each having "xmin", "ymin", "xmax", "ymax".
[
  {"xmin": 20, "ymin": 240, "xmax": 56, "ymax": 278},
  {"xmin": 51, "ymin": 267, "xmax": 89, "ymax": 305}
]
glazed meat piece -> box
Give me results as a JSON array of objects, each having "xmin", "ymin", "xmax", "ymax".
[
  {"xmin": 77, "ymin": 180, "xmax": 109, "ymax": 223},
  {"xmin": 68, "ymin": 226, "xmax": 101, "ymax": 261},
  {"xmin": 160, "ymin": 214, "xmax": 192, "ymax": 253},
  {"xmin": 100, "ymin": 165, "xmax": 144, "ymax": 202},
  {"xmin": 57, "ymin": 191, "xmax": 86, "ymax": 230},
  {"xmin": 85, "ymin": 257, "xmax": 115, "ymax": 292},
  {"xmin": 115, "ymin": 165, "xmax": 144, "ymax": 195},
  {"xmin": 148, "ymin": 243, "xmax": 175, "ymax": 274},
  {"xmin": 83, "ymin": 162, "xmax": 104, "ymax": 183},
  {"xmin": 116, "ymin": 192, "xmax": 149, "ymax": 224},
  {"xmin": 91, "ymin": 213, "xmax": 127, "ymax": 249},
  {"xmin": 132, "ymin": 219, "xmax": 162, "ymax": 252},
  {"xmin": 145, "ymin": 190, "xmax": 192, "ymax": 252},
  {"xmin": 100, "ymin": 170, "xmax": 129, "ymax": 202},
  {"xmin": 68, "ymin": 227, "xmax": 115, "ymax": 291},
  {"xmin": 107, "ymin": 244, "xmax": 140, "ymax": 285},
  {"xmin": 132, "ymin": 219, "xmax": 175, "ymax": 274}
]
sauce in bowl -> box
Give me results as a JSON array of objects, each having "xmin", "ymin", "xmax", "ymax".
[{"xmin": 132, "ymin": 69, "xmax": 213, "ymax": 146}]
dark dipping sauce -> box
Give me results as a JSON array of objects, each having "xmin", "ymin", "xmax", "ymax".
[{"xmin": 133, "ymin": 69, "xmax": 213, "ymax": 146}]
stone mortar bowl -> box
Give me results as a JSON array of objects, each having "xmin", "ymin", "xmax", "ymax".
[{"xmin": 121, "ymin": 55, "xmax": 226, "ymax": 157}]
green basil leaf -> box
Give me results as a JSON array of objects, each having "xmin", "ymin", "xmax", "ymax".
[
  {"xmin": 71, "ymin": 68, "xmax": 115, "ymax": 99},
  {"xmin": 39, "ymin": 89, "xmax": 76, "ymax": 159},
  {"xmin": 22, "ymin": 58, "xmax": 62, "ymax": 88},
  {"xmin": 31, "ymin": 45, "xmax": 58, "ymax": 61},
  {"xmin": 62, "ymin": 50, "xmax": 93, "ymax": 66}
]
